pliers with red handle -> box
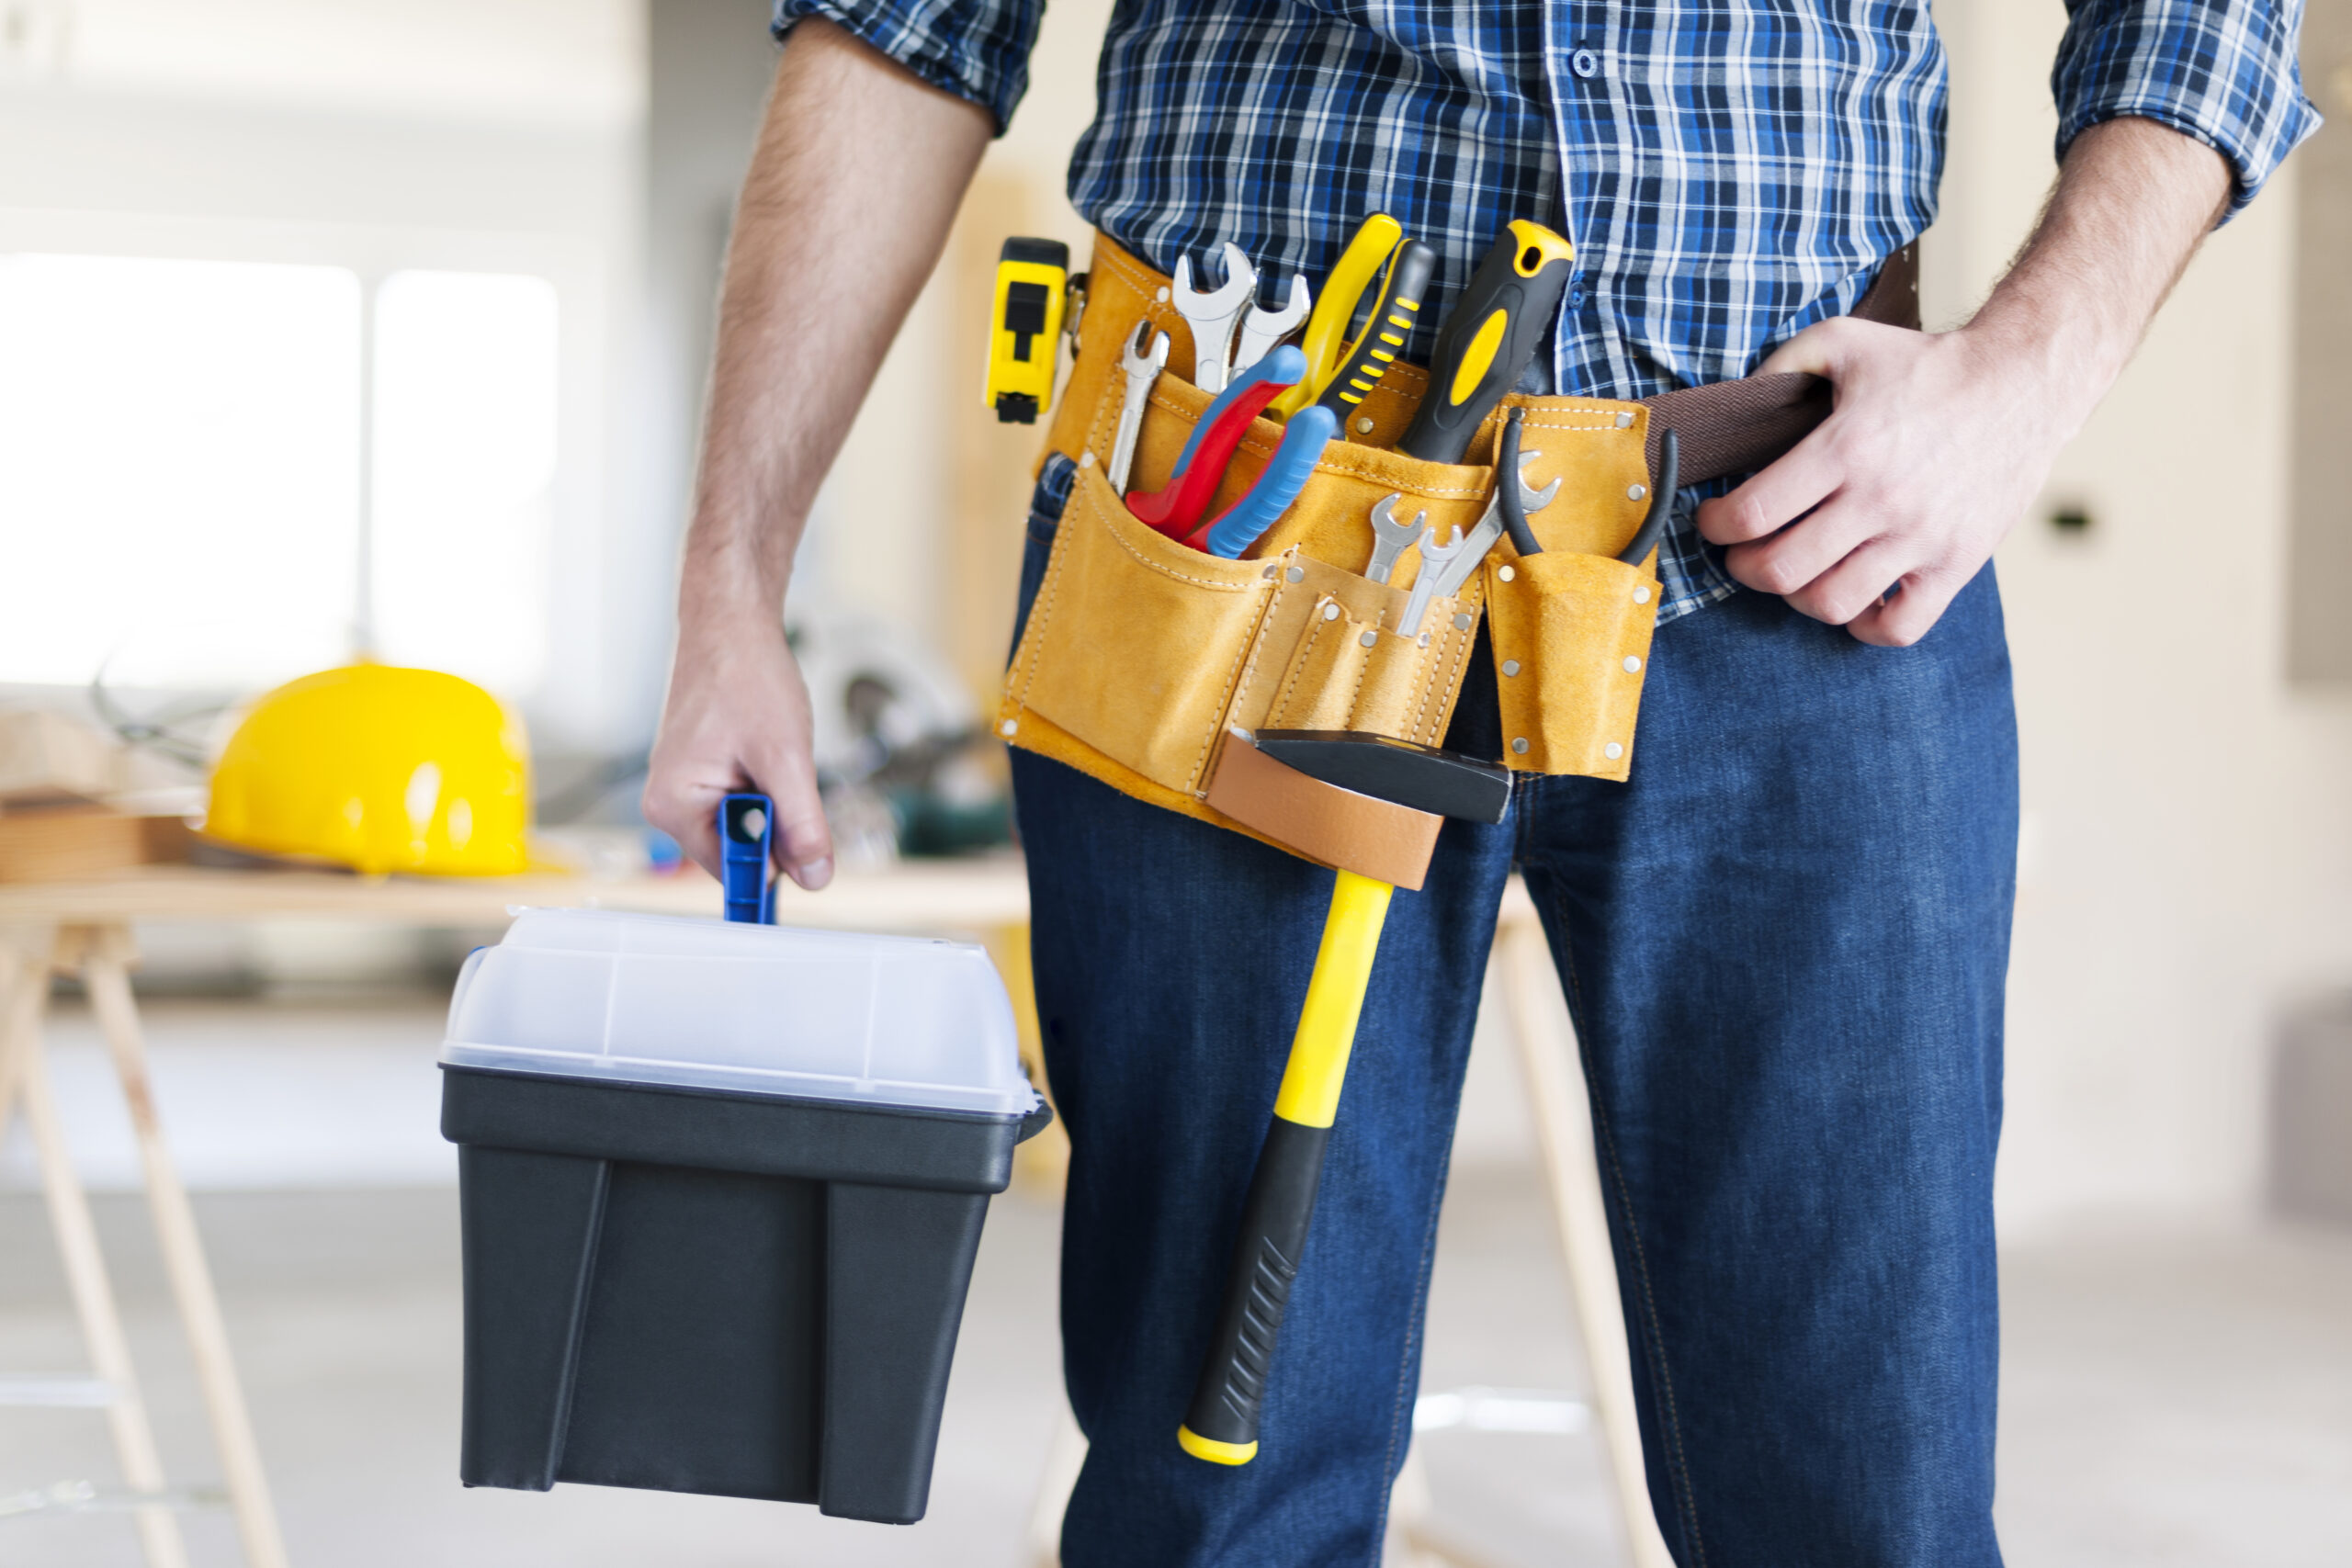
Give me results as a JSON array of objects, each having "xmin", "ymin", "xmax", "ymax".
[{"xmin": 1128, "ymin": 346, "xmax": 1306, "ymax": 541}]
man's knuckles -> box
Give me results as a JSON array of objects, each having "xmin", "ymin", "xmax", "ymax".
[
  {"xmin": 1792, "ymin": 580, "xmax": 1883, "ymax": 626},
  {"xmin": 1697, "ymin": 491, "xmax": 1781, "ymax": 543},
  {"xmin": 1731, "ymin": 545, "xmax": 1816, "ymax": 598}
]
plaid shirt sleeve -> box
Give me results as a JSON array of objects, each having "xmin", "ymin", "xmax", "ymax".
[
  {"xmin": 772, "ymin": 0, "xmax": 1043, "ymax": 135},
  {"xmin": 2052, "ymin": 0, "xmax": 2321, "ymax": 218}
]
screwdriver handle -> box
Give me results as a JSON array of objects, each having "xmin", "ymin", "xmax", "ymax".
[
  {"xmin": 1396, "ymin": 221, "xmax": 1576, "ymax": 464},
  {"xmin": 1180, "ymin": 869, "xmax": 1393, "ymax": 1465},
  {"xmin": 1313, "ymin": 241, "xmax": 1435, "ymax": 419}
]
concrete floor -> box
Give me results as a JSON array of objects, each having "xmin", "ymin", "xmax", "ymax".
[
  {"xmin": 2, "ymin": 996, "xmax": 2349, "ymax": 1564},
  {"xmin": 3, "ymin": 1182, "xmax": 2349, "ymax": 1566}
]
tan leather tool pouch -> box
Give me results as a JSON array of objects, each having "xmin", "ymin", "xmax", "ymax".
[
  {"xmin": 1484, "ymin": 548, "xmax": 1658, "ymax": 776},
  {"xmin": 997, "ymin": 234, "xmax": 1663, "ymax": 854}
]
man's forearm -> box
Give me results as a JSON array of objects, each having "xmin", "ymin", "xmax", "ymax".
[
  {"xmin": 683, "ymin": 18, "xmax": 990, "ymax": 637},
  {"xmin": 642, "ymin": 20, "xmax": 989, "ymax": 889},
  {"xmin": 1959, "ymin": 117, "xmax": 2232, "ymax": 436}
]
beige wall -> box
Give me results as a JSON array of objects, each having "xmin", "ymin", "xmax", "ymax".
[
  {"xmin": 1938, "ymin": 0, "xmax": 2352, "ymax": 1231},
  {"xmin": 2290, "ymin": 0, "xmax": 2352, "ymax": 680},
  {"xmin": 815, "ymin": 0, "xmax": 1115, "ymax": 697},
  {"xmin": 0, "ymin": 0, "xmax": 648, "ymax": 750}
]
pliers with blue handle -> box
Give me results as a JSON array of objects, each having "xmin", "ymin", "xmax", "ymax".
[{"xmin": 1193, "ymin": 406, "xmax": 1339, "ymax": 558}]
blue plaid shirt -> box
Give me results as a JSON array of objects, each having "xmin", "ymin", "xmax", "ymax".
[{"xmin": 777, "ymin": 0, "xmax": 2315, "ymax": 619}]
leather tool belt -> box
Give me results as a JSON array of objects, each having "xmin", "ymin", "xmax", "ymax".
[{"xmin": 998, "ymin": 232, "xmax": 1920, "ymax": 871}]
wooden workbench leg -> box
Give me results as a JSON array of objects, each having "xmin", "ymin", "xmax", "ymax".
[
  {"xmin": 0, "ymin": 931, "xmax": 31, "ymax": 1142},
  {"xmin": 78, "ymin": 925, "xmax": 291, "ymax": 1568},
  {"xmin": 1497, "ymin": 919, "xmax": 1674, "ymax": 1568},
  {"xmin": 1, "ymin": 931, "xmax": 192, "ymax": 1568}
]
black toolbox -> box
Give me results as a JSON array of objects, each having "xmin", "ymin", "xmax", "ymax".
[{"xmin": 438, "ymin": 909, "xmax": 1046, "ymax": 1524}]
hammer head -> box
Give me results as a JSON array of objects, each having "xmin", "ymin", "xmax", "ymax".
[{"xmin": 1250, "ymin": 730, "xmax": 1511, "ymax": 824}]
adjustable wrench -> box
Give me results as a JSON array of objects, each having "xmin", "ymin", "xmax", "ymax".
[
  {"xmin": 1108, "ymin": 321, "xmax": 1170, "ymax": 495},
  {"xmin": 1232, "ymin": 274, "xmax": 1311, "ymax": 375},
  {"xmin": 1363, "ymin": 493, "xmax": 1428, "ymax": 585},
  {"xmin": 1171, "ymin": 243, "xmax": 1256, "ymax": 394}
]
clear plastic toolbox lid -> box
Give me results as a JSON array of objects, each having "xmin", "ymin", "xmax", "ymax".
[{"xmin": 439, "ymin": 909, "xmax": 1040, "ymax": 1118}]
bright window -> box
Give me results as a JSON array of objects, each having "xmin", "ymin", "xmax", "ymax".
[
  {"xmin": 371, "ymin": 270, "xmax": 560, "ymax": 693},
  {"xmin": 0, "ymin": 254, "xmax": 561, "ymax": 696},
  {"xmin": 0, "ymin": 254, "xmax": 361, "ymax": 688}
]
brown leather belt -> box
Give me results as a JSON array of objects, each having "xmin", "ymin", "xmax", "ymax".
[{"xmin": 1641, "ymin": 242, "xmax": 1919, "ymax": 484}]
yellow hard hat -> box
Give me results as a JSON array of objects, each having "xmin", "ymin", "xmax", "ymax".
[{"xmin": 204, "ymin": 663, "xmax": 532, "ymax": 876}]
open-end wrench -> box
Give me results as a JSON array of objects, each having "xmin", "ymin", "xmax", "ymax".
[
  {"xmin": 1233, "ymin": 274, "xmax": 1311, "ymax": 375},
  {"xmin": 1424, "ymin": 453, "xmax": 1561, "ymax": 604},
  {"xmin": 1397, "ymin": 525, "xmax": 1468, "ymax": 639},
  {"xmin": 1108, "ymin": 321, "xmax": 1170, "ymax": 495},
  {"xmin": 1363, "ymin": 493, "xmax": 1427, "ymax": 585},
  {"xmin": 1171, "ymin": 243, "xmax": 1256, "ymax": 394}
]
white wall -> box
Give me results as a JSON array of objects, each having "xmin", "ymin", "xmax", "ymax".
[{"xmin": 1934, "ymin": 0, "xmax": 2352, "ymax": 1231}]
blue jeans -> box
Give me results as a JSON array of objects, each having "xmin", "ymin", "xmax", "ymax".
[{"xmin": 1010, "ymin": 485, "xmax": 2017, "ymax": 1567}]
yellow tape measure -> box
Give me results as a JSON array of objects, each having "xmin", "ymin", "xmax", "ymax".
[{"xmin": 985, "ymin": 237, "xmax": 1069, "ymax": 425}]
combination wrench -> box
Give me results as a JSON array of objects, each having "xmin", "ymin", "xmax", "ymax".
[
  {"xmin": 1363, "ymin": 493, "xmax": 1428, "ymax": 585},
  {"xmin": 1396, "ymin": 525, "xmax": 1469, "ymax": 640},
  {"xmin": 1170, "ymin": 243, "xmax": 1257, "ymax": 394},
  {"xmin": 1232, "ymin": 274, "xmax": 1311, "ymax": 376},
  {"xmin": 1107, "ymin": 321, "xmax": 1170, "ymax": 495},
  {"xmin": 1423, "ymin": 453, "xmax": 1562, "ymax": 607}
]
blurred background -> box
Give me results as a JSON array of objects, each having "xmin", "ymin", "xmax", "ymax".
[{"xmin": 0, "ymin": 0, "xmax": 2347, "ymax": 1563}]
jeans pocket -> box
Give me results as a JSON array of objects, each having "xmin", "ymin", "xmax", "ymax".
[{"xmin": 1009, "ymin": 453, "xmax": 1079, "ymax": 663}]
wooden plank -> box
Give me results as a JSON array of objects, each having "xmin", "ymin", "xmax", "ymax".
[
  {"xmin": 0, "ymin": 857, "xmax": 1031, "ymax": 931},
  {"xmin": 0, "ymin": 810, "xmax": 193, "ymax": 885},
  {"xmin": 0, "ymin": 709, "xmax": 120, "ymax": 808}
]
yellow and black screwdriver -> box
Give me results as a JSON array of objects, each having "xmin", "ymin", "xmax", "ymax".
[{"xmin": 1396, "ymin": 221, "xmax": 1577, "ymax": 463}]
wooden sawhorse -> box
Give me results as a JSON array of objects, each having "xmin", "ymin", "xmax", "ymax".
[{"xmin": 0, "ymin": 919, "xmax": 288, "ymax": 1567}]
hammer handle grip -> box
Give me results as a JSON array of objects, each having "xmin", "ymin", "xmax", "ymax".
[{"xmin": 1181, "ymin": 1117, "xmax": 1330, "ymax": 1458}]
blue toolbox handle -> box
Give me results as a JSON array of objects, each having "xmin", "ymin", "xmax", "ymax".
[{"xmin": 718, "ymin": 793, "xmax": 776, "ymax": 924}]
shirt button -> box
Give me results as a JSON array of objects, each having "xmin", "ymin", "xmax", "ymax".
[
  {"xmin": 1569, "ymin": 287, "xmax": 1587, "ymax": 307},
  {"xmin": 1571, "ymin": 47, "xmax": 1600, "ymax": 78}
]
